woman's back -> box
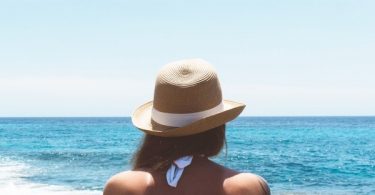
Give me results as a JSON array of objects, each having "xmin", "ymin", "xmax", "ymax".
[
  {"xmin": 104, "ymin": 156, "xmax": 270, "ymax": 195},
  {"xmin": 104, "ymin": 59, "xmax": 270, "ymax": 195}
]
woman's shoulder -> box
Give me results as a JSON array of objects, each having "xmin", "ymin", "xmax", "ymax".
[
  {"xmin": 103, "ymin": 170, "xmax": 153, "ymax": 195},
  {"xmin": 223, "ymin": 172, "xmax": 270, "ymax": 195},
  {"xmin": 205, "ymin": 159, "xmax": 270, "ymax": 195}
]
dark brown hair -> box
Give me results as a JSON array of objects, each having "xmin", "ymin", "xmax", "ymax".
[{"xmin": 132, "ymin": 124, "xmax": 226, "ymax": 172}]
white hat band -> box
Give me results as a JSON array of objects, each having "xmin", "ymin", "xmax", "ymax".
[{"xmin": 151, "ymin": 102, "xmax": 225, "ymax": 127}]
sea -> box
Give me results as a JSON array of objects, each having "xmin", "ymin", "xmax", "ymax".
[{"xmin": 0, "ymin": 117, "xmax": 374, "ymax": 195}]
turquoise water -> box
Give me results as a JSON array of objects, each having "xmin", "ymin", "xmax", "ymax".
[{"xmin": 0, "ymin": 117, "xmax": 374, "ymax": 194}]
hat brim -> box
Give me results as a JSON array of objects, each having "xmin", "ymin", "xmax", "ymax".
[{"xmin": 131, "ymin": 100, "xmax": 246, "ymax": 137}]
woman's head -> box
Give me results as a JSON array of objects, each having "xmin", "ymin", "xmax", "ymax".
[
  {"xmin": 132, "ymin": 124, "xmax": 226, "ymax": 172},
  {"xmin": 130, "ymin": 59, "xmax": 244, "ymax": 172}
]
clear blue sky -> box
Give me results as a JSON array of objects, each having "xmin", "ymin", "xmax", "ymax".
[{"xmin": 0, "ymin": 0, "xmax": 374, "ymax": 116}]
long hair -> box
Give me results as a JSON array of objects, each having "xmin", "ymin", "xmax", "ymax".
[{"xmin": 132, "ymin": 124, "xmax": 226, "ymax": 172}]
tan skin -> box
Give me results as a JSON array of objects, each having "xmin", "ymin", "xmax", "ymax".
[{"xmin": 104, "ymin": 156, "xmax": 269, "ymax": 195}]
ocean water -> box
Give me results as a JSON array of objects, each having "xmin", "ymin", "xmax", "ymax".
[{"xmin": 0, "ymin": 117, "xmax": 374, "ymax": 195}]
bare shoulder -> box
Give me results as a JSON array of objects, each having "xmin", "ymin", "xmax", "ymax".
[
  {"xmin": 103, "ymin": 170, "xmax": 154, "ymax": 195},
  {"xmin": 223, "ymin": 173, "xmax": 270, "ymax": 195}
]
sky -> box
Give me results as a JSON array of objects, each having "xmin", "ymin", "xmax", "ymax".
[{"xmin": 0, "ymin": 0, "xmax": 374, "ymax": 117}]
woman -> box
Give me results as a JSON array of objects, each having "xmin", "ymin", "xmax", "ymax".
[{"xmin": 104, "ymin": 59, "xmax": 270, "ymax": 195}]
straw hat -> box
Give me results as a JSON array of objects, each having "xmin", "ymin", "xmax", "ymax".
[{"xmin": 132, "ymin": 59, "xmax": 245, "ymax": 137}]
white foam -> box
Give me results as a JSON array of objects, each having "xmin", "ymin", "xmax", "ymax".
[{"xmin": 0, "ymin": 157, "xmax": 102, "ymax": 195}]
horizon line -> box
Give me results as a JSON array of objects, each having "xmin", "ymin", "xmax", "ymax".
[{"xmin": 1, "ymin": 115, "xmax": 374, "ymax": 118}]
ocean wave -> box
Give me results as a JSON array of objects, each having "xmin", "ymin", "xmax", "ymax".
[{"xmin": 0, "ymin": 157, "xmax": 102, "ymax": 195}]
